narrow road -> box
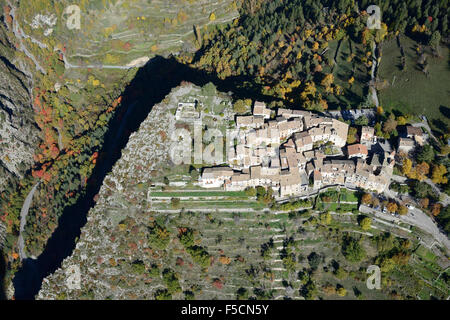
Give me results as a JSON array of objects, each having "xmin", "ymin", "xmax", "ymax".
[
  {"xmin": 18, "ymin": 182, "xmax": 39, "ymax": 260},
  {"xmin": 8, "ymin": 3, "xmax": 47, "ymax": 74},
  {"xmin": 60, "ymin": 53, "xmax": 150, "ymax": 70},
  {"xmin": 56, "ymin": 127, "xmax": 64, "ymax": 151},
  {"xmin": 360, "ymin": 204, "xmax": 450, "ymax": 252}
]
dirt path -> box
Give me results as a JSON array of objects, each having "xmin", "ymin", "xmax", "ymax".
[{"xmin": 369, "ymin": 41, "xmax": 379, "ymax": 107}]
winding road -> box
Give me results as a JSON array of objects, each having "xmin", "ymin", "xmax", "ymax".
[
  {"xmin": 18, "ymin": 182, "xmax": 39, "ymax": 260},
  {"xmin": 8, "ymin": 3, "xmax": 47, "ymax": 75}
]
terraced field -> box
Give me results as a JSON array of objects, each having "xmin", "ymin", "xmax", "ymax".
[{"xmin": 16, "ymin": 0, "xmax": 239, "ymax": 67}]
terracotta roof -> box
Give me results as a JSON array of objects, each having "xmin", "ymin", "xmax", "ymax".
[{"xmin": 347, "ymin": 144, "xmax": 368, "ymax": 156}]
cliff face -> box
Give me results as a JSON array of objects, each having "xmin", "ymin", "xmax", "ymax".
[
  {"xmin": 37, "ymin": 84, "xmax": 180, "ymax": 300},
  {"xmin": 0, "ymin": 23, "xmax": 39, "ymax": 192},
  {"xmin": 36, "ymin": 83, "xmax": 262, "ymax": 300}
]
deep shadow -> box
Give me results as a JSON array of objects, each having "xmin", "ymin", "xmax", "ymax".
[
  {"xmin": 439, "ymin": 105, "xmax": 450, "ymax": 119},
  {"xmin": 0, "ymin": 249, "xmax": 5, "ymax": 300},
  {"xmin": 432, "ymin": 119, "xmax": 448, "ymax": 134},
  {"xmin": 12, "ymin": 55, "xmax": 286, "ymax": 299}
]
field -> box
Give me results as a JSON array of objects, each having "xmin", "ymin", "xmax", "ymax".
[
  {"xmin": 17, "ymin": 0, "xmax": 239, "ymax": 67},
  {"xmin": 324, "ymin": 38, "xmax": 370, "ymax": 108},
  {"xmin": 378, "ymin": 35, "xmax": 450, "ymax": 134},
  {"xmin": 314, "ymin": 188, "xmax": 359, "ymax": 212}
]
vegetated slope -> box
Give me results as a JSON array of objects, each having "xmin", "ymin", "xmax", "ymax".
[
  {"xmin": 378, "ymin": 35, "xmax": 450, "ymax": 135},
  {"xmin": 36, "ymin": 84, "xmax": 449, "ymax": 301},
  {"xmin": 15, "ymin": 0, "xmax": 239, "ymax": 67},
  {"xmin": 190, "ymin": 0, "xmax": 448, "ymax": 111},
  {"xmin": 0, "ymin": 0, "xmax": 238, "ymax": 274}
]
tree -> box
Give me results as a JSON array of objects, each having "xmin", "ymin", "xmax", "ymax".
[
  {"xmin": 440, "ymin": 145, "xmax": 450, "ymax": 156},
  {"xmin": 341, "ymin": 236, "xmax": 366, "ymax": 262},
  {"xmin": 189, "ymin": 167, "xmax": 199, "ymax": 180},
  {"xmin": 398, "ymin": 205, "xmax": 408, "ymax": 215},
  {"xmin": 359, "ymin": 217, "xmax": 372, "ymax": 231},
  {"xmin": 321, "ymin": 74, "xmax": 334, "ymax": 88},
  {"xmin": 383, "ymin": 117, "xmax": 397, "ymax": 134},
  {"xmin": 401, "ymin": 158, "xmax": 413, "ymax": 176},
  {"xmin": 131, "ymin": 260, "xmax": 146, "ymax": 274},
  {"xmin": 337, "ymin": 286, "xmax": 347, "ymax": 297},
  {"xmin": 376, "ymin": 106, "xmax": 384, "ymax": 116},
  {"xmin": 244, "ymin": 187, "xmax": 257, "ymax": 197},
  {"xmin": 361, "ymin": 193, "xmax": 372, "ymax": 205},
  {"xmin": 431, "ymin": 203, "xmax": 442, "ymax": 216},
  {"xmin": 355, "ymin": 115, "xmax": 369, "ymax": 126},
  {"xmin": 233, "ymin": 100, "xmax": 248, "ymax": 114},
  {"xmin": 162, "ymin": 269, "xmax": 182, "ymax": 294},
  {"xmin": 431, "ymin": 164, "xmax": 448, "ymax": 184},
  {"xmin": 307, "ymin": 252, "xmax": 322, "ymax": 270},
  {"xmin": 417, "ymin": 145, "xmax": 435, "ymax": 163},
  {"xmin": 347, "ymin": 127, "xmax": 358, "ymax": 144},
  {"xmin": 371, "ymin": 197, "xmax": 380, "ymax": 208},
  {"xmin": 374, "ymin": 122, "xmax": 383, "ymax": 137},
  {"xmin": 301, "ymin": 280, "xmax": 317, "ymax": 300},
  {"xmin": 386, "ymin": 202, "xmax": 398, "ymax": 213},
  {"xmin": 154, "ymin": 289, "xmax": 172, "ymax": 300},
  {"xmin": 415, "ymin": 162, "xmax": 430, "ymax": 181},
  {"xmin": 412, "ymin": 181, "xmax": 435, "ymax": 199},
  {"xmin": 319, "ymin": 212, "xmax": 332, "ymax": 225},
  {"xmin": 428, "ymin": 30, "xmax": 441, "ymax": 49},
  {"xmin": 171, "ymin": 197, "xmax": 181, "ymax": 209},
  {"xmin": 397, "ymin": 116, "xmax": 407, "ymax": 125},
  {"xmin": 419, "ymin": 198, "xmax": 429, "ymax": 209},
  {"xmin": 236, "ymin": 288, "xmax": 249, "ymax": 300},
  {"xmin": 148, "ymin": 223, "xmax": 171, "ymax": 249},
  {"xmin": 436, "ymin": 206, "xmax": 450, "ymax": 234}
]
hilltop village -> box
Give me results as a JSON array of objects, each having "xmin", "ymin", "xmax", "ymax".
[{"xmin": 199, "ymin": 102, "xmax": 397, "ymax": 198}]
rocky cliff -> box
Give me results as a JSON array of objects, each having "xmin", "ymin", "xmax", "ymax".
[{"xmin": 0, "ymin": 20, "xmax": 39, "ymax": 193}]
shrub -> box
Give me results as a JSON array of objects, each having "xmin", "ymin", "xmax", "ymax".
[
  {"xmin": 154, "ymin": 289, "xmax": 172, "ymax": 300},
  {"xmin": 148, "ymin": 223, "xmax": 171, "ymax": 249},
  {"xmin": 341, "ymin": 236, "xmax": 366, "ymax": 262},
  {"xmin": 131, "ymin": 260, "xmax": 146, "ymax": 274},
  {"xmin": 162, "ymin": 269, "xmax": 182, "ymax": 294},
  {"xmin": 186, "ymin": 245, "xmax": 211, "ymax": 268},
  {"xmin": 359, "ymin": 217, "xmax": 372, "ymax": 231}
]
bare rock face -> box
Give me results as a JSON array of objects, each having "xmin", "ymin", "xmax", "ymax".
[
  {"xmin": 0, "ymin": 24, "xmax": 39, "ymax": 192},
  {"xmin": 37, "ymin": 84, "xmax": 179, "ymax": 300}
]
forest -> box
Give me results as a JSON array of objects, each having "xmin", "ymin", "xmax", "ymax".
[{"xmin": 190, "ymin": 0, "xmax": 447, "ymax": 110}]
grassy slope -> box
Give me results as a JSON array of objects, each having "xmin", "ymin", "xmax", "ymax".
[
  {"xmin": 18, "ymin": 0, "xmax": 239, "ymax": 66},
  {"xmin": 325, "ymin": 38, "xmax": 369, "ymax": 108},
  {"xmin": 378, "ymin": 35, "xmax": 450, "ymax": 134}
]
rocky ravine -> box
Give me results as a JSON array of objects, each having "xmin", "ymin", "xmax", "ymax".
[
  {"xmin": 0, "ymin": 22, "xmax": 39, "ymax": 193},
  {"xmin": 36, "ymin": 85, "xmax": 179, "ymax": 299}
]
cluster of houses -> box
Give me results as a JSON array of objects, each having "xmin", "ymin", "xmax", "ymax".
[
  {"xmin": 198, "ymin": 102, "xmax": 399, "ymax": 198},
  {"xmin": 398, "ymin": 126, "xmax": 425, "ymax": 153}
]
